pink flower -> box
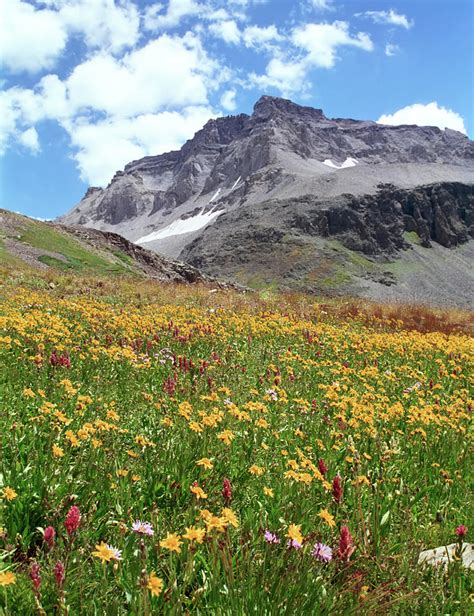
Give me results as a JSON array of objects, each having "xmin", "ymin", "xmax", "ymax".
[
  {"xmin": 54, "ymin": 561, "xmax": 65, "ymax": 588},
  {"xmin": 287, "ymin": 539, "xmax": 302, "ymax": 550},
  {"xmin": 332, "ymin": 475, "xmax": 343, "ymax": 504},
  {"xmin": 131, "ymin": 520, "xmax": 154, "ymax": 536},
  {"xmin": 30, "ymin": 562, "xmax": 41, "ymax": 591},
  {"xmin": 264, "ymin": 530, "xmax": 280, "ymax": 544},
  {"xmin": 222, "ymin": 478, "xmax": 232, "ymax": 504},
  {"xmin": 336, "ymin": 526, "xmax": 355, "ymax": 562},
  {"xmin": 455, "ymin": 525, "xmax": 467, "ymax": 539},
  {"xmin": 311, "ymin": 543, "xmax": 333, "ymax": 563},
  {"xmin": 44, "ymin": 526, "xmax": 56, "ymax": 549},
  {"xmin": 64, "ymin": 505, "xmax": 81, "ymax": 536}
]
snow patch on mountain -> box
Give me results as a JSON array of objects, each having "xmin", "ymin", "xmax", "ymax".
[
  {"xmin": 209, "ymin": 188, "xmax": 221, "ymax": 203},
  {"xmin": 323, "ymin": 157, "xmax": 359, "ymax": 169},
  {"xmin": 136, "ymin": 209, "xmax": 222, "ymax": 243}
]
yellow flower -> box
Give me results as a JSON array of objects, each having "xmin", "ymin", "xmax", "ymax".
[
  {"xmin": 287, "ymin": 524, "xmax": 303, "ymax": 544},
  {"xmin": 318, "ymin": 509, "xmax": 336, "ymax": 528},
  {"xmin": 2, "ymin": 487, "xmax": 17, "ymax": 501},
  {"xmin": 52, "ymin": 444, "xmax": 64, "ymax": 458},
  {"xmin": 196, "ymin": 458, "xmax": 213, "ymax": 469},
  {"xmin": 217, "ymin": 430, "xmax": 235, "ymax": 445},
  {"xmin": 23, "ymin": 388, "xmax": 35, "ymax": 398},
  {"xmin": 0, "ymin": 571, "xmax": 16, "ymax": 586},
  {"xmin": 249, "ymin": 465, "xmax": 264, "ymax": 476},
  {"xmin": 183, "ymin": 526, "xmax": 206, "ymax": 544},
  {"xmin": 92, "ymin": 542, "xmax": 117, "ymax": 563},
  {"xmin": 189, "ymin": 421, "xmax": 203, "ymax": 433},
  {"xmin": 263, "ymin": 487, "xmax": 274, "ymax": 497},
  {"xmin": 160, "ymin": 533, "xmax": 182, "ymax": 553},
  {"xmin": 147, "ymin": 572, "xmax": 164, "ymax": 597},
  {"xmin": 190, "ymin": 485, "xmax": 208, "ymax": 500},
  {"xmin": 221, "ymin": 508, "xmax": 239, "ymax": 528}
]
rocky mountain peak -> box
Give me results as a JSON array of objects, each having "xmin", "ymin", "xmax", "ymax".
[{"xmin": 252, "ymin": 95, "xmax": 325, "ymax": 121}]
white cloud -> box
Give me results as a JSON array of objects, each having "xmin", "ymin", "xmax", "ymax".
[
  {"xmin": 0, "ymin": 0, "xmax": 67, "ymax": 72},
  {"xmin": 19, "ymin": 127, "xmax": 40, "ymax": 153},
  {"xmin": 242, "ymin": 24, "xmax": 282, "ymax": 50},
  {"xmin": 310, "ymin": 0, "xmax": 333, "ymax": 9},
  {"xmin": 385, "ymin": 43, "xmax": 399, "ymax": 57},
  {"xmin": 292, "ymin": 21, "xmax": 373, "ymax": 69},
  {"xmin": 249, "ymin": 57, "xmax": 308, "ymax": 97},
  {"xmin": 66, "ymin": 33, "xmax": 218, "ymax": 116},
  {"xmin": 378, "ymin": 102, "xmax": 467, "ymax": 134},
  {"xmin": 64, "ymin": 106, "xmax": 215, "ymax": 185},
  {"xmin": 209, "ymin": 20, "xmax": 241, "ymax": 44},
  {"xmin": 56, "ymin": 0, "xmax": 141, "ymax": 53},
  {"xmin": 220, "ymin": 89, "xmax": 237, "ymax": 111},
  {"xmin": 143, "ymin": 0, "xmax": 203, "ymax": 30},
  {"xmin": 359, "ymin": 9, "xmax": 413, "ymax": 29}
]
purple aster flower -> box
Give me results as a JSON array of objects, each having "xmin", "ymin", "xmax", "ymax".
[
  {"xmin": 311, "ymin": 542, "xmax": 333, "ymax": 562},
  {"xmin": 264, "ymin": 530, "xmax": 280, "ymax": 544},
  {"xmin": 287, "ymin": 539, "xmax": 302, "ymax": 550},
  {"xmin": 107, "ymin": 545, "xmax": 123, "ymax": 561},
  {"xmin": 131, "ymin": 520, "xmax": 154, "ymax": 536}
]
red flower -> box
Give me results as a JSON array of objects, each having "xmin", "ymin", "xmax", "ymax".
[
  {"xmin": 222, "ymin": 478, "xmax": 232, "ymax": 504},
  {"xmin": 332, "ymin": 475, "xmax": 343, "ymax": 504},
  {"xmin": 455, "ymin": 525, "xmax": 467, "ymax": 539},
  {"xmin": 318, "ymin": 458, "xmax": 328, "ymax": 476},
  {"xmin": 64, "ymin": 505, "xmax": 81, "ymax": 536},
  {"xmin": 44, "ymin": 526, "xmax": 56, "ymax": 549},
  {"xmin": 54, "ymin": 561, "xmax": 65, "ymax": 588},
  {"xmin": 336, "ymin": 526, "xmax": 355, "ymax": 562},
  {"xmin": 30, "ymin": 562, "xmax": 41, "ymax": 591}
]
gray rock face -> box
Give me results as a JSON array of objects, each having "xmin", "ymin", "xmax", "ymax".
[
  {"xmin": 58, "ymin": 96, "xmax": 474, "ymax": 306},
  {"xmin": 60, "ymin": 95, "xmax": 474, "ymax": 236}
]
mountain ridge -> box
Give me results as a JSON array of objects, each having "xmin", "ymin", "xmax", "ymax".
[{"xmin": 58, "ymin": 95, "xmax": 474, "ymax": 306}]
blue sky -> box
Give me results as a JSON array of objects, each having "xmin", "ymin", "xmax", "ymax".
[{"xmin": 1, "ymin": 0, "xmax": 472, "ymax": 220}]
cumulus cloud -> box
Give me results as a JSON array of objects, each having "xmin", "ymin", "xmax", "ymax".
[
  {"xmin": 220, "ymin": 89, "xmax": 237, "ymax": 111},
  {"xmin": 0, "ymin": 0, "xmax": 67, "ymax": 72},
  {"xmin": 242, "ymin": 24, "xmax": 282, "ymax": 50},
  {"xmin": 67, "ymin": 33, "xmax": 218, "ymax": 116},
  {"xmin": 64, "ymin": 106, "xmax": 215, "ymax": 185},
  {"xmin": 209, "ymin": 20, "xmax": 241, "ymax": 44},
  {"xmin": 249, "ymin": 58, "xmax": 308, "ymax": 97},
  {"xmin": 292, "ymin": 21, "xmax": 373, "ymax": 69},
  {"xmin": 385, "ymin": 43, "xmax": 399, "ymax": 57},
  {"xmin": 310, "ymin": 0, "xmax": 334, "ymax": 9},
  {"xmin": 378, "ymin": 102, "xmax": 467, "ymax": 134},
  {"xmin": 249, "ymin": 21, "xmax": 373, "ymax": 96},
  {"xmin": 358, "ymin": 9, "xmax": 413, "ymax": 29},
  {"xmin": 19, "ymin": 127, "xmax": 41, "ymax": 153},
  {"xmin": 143, "ymin": 0, "xmax": 204, "ymax": 30}
]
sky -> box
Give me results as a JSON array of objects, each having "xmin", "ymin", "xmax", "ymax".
[{"xmin": 0, "ymin": 0, "xmax": 472, "ymax": 220}]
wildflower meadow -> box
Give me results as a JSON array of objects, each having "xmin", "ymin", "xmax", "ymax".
[{"xmin": 0, "ymin": 278, "xmax": 472, "ymax": 614}]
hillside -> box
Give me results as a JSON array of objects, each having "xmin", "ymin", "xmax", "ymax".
[{"xmin": 0, "ymin": 209, "xmax": 237, "ymax": 288}]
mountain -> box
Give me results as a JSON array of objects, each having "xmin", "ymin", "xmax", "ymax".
[
  {"xmin": 0, "ymin": 209, "xmax": 239, "ymax": 287},
  {"xmin": 59, "ymin": 96, "xmax": 474, "ymax": 306}
]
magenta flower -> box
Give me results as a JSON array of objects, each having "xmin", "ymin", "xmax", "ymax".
[
  {"xmin": 30, "ymin": 562, "xmax": 41, "ymax": 591},
  {"xmin": 54, "ymin": 561, "xmax": 65, "ymax": 588},
  {"xmin": 287, "ymin": 539, "xmax": 302, "ymax": 550},
  {"xmin": 311, "ymin": 542, "xmax": 333, "ymax": 562},
  {"xmin": 43, "ymin": 526, "xmax": 56, "ymax": 549},
  {"xmin": 222, "ymin": 478, "xmax": 232, "ymax": 504},
  {"xmin": 332, "ymin": 475, "xmax": 343, "ymax": 504},
  {"xmin": 131, "ymin": 520, "xmax": 154, "ymax": 536},
  {"xmin": 455, "ymin": 525, "xmax": 467, "ymax": 539},
  {"xmin": 336, "ymin": 526, "xmax": 355, "ymax": 562},
  {"xmin": 264, "ymin": 530, "xmax": 281, "ymax": 544},
  {"xmin": 64, "ymin": 505, "xmax": 81, "ymax": 536}
]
